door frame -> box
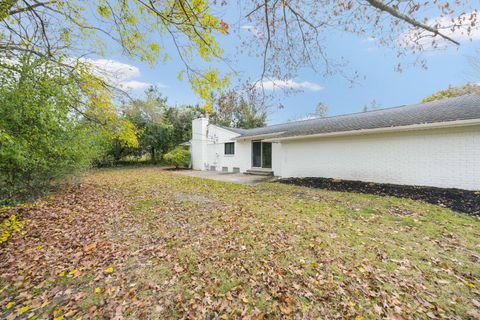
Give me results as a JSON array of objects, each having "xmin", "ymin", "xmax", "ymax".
[{"xmin": 251, "ymin": 140, "xmax": 272, "ymax": 169}]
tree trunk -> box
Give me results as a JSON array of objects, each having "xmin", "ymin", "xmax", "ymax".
[{"xmin": 151, "ymin": 146, "xmax": 155, "ymax": 163}]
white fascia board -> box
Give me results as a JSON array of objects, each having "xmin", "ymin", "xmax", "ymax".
[{"xmin": 233, "ymin": 132, "xmax": 285, "ymax": 141}]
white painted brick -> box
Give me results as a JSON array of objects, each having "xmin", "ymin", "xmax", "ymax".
[
  {"xmin": 280, "ymin": 126, "xmax": 480, "ymax": 190},
  {"xmin": 192, "ymin": 118, "xmax": 480, "ymax": 190}
]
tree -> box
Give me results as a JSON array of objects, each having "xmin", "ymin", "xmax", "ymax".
[
  {"xmin": 0, "ymin": 56, "xmax": 110, "ymax": 205},
  {"xmin": 105, "ymin": 87, "xmax": 204, "ymax": 163},
  {"xmin": 421, "ymin": 84, "xmax": 480, "ymax": 103},
  {"xmin": 163, "ymin": 104, "xmax": 204, "ymax": 148},
  {"xmin": 210, "ymin": 90, "xmax": 267, "ymax": 128},
  {"xmin": 163, "ymin": 147, "xmax": 191, "ymax": 169},
  {"xmin": 362, "ymin": 100, "xmax": 382, "ymax": 112},
  {"xmin": 1, "ymin": 0, "xmax": 229, "ymax": 108},
  {"xmin": 120, "ymin": 87, "xmax": 171, "ymax": 162},
  {"xmin": 237, "ymin": 1, "xmax": 478, "ymax": 86},
  {"xmin": 312, "ymin": 102, "xmax": 328, "ymax": 118}
]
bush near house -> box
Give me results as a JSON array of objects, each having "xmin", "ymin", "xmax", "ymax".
[{"xmin": 163, "ymin": 147, "xmax": 191, "ymax": 168}]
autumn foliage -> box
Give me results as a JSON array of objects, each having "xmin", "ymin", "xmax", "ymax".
[{"xmin": 1, "ymin": 168, "xmax": 479, "ymax": 319}]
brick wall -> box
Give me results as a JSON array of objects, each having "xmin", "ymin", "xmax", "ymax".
[{"xmin": 279, "ymin": 126, "xmax": 480, "ymax": 190}]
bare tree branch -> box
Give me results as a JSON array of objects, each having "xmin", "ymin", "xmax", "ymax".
[{"xmin": 365, "ymin": 0, "xmax": 460, "ymax": 45}]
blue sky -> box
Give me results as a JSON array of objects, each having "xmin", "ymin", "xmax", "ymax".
[{"xmin": 98, "ymin": 4, "xmax": 480, "ymax": 125}]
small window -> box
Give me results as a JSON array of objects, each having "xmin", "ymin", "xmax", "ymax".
[{"xmin": 224, "ymin": 142, "xmax": 235, "ymax": 155}]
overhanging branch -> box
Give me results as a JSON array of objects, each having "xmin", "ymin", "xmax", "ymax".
[{"xmin": 365, "ymin": 0, "xmax": 460, "ymax": 45}]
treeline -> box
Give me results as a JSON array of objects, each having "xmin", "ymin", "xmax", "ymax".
[
  {"xmin": 100, "ymin": 87, "xmax": 267, "ymax": 166},
  {"xmin": 0, "ymin": 74, "xmax": 201, "ymax": 205},
  {"xmin": 0, "ymin": 59, "xmax": 266, "ymax": 206},
  {"xmin": 100, "ymin": 87, "xmax": 204, "ymax": 166}
]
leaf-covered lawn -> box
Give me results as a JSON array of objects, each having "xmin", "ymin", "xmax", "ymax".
[{"xmin": 1, "ymin": 167, "xmax": 479, "ymax": 319}]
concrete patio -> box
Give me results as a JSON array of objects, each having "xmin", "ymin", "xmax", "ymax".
[{"xmin": 171, "ymin": 169, "xmax": 276, "ymax": 185}]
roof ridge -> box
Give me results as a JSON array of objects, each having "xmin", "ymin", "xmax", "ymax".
[
  {"xmin": 239, "ymin": 94, "xmax": 480, "ymax": 132},
  {"xmin": 235, "ymin": 94, "xmax": 480, "ymax": 138}
]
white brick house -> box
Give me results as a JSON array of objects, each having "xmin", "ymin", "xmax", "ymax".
[{"xmin": 190, "ymin": 95, "xmax": 480, "ymax": 190}]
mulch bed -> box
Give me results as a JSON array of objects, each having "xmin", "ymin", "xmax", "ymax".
[{"xmin": 277, "ymin": 177, "xmax": 480, "ymax": 216}]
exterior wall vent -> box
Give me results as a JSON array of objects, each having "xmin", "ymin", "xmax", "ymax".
[
  {"xmin": 210, "ymin": 165, "xmax": 216, "ymax": 171},
  {"xmin": 232, "ymin": 167, "xmax": 240, "ymax": 173},
  {"xmin": 222, "ymin": 167, "xmax": 228, "ymax": 172}
]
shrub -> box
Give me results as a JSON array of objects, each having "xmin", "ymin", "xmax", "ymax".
[
  {"xmin": 0, "ymin": 58, "xmax": 109, "ymax": 205},
  {"xmin": 163, "ymin": 147, "xmax": 191, "ymax": 168}
]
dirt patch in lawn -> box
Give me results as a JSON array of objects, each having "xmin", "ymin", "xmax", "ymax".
[{"xmin": 277, "ymin": 177, "xmax": 480, "ymax": 216}]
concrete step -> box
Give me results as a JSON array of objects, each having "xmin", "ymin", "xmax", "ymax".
[{"xmin": 245, "ymin": 169, "xmax": 274, "ymax": 176}]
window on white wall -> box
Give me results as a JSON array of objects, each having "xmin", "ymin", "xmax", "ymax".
[{"xmin": 224, "ymin": 142, "xmax": 235, "ymax": 155}]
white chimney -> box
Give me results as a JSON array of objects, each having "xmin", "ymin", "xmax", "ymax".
[{"xmin": 191, "ymin": 117, "xmax": 209, "ymax": 170}]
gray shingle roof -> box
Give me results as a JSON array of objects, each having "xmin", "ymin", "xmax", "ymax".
[
  {"xmin": 229, "ymin": 94, "xmax": 480, "ymax": 139},
  {"xmin": 218, "ymin": 126, "xmax": 247, "ymax": 134}
]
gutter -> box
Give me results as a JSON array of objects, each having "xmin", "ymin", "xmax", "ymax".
[{"xmin": 260, "ymin": 119, "xmax": 480, "ymax": 142}]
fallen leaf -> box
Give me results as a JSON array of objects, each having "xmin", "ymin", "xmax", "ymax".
[
  {"xmin": 68, "ymin": 269, "xmax": 79, "ymax": 276},
  {"xmin": 84, "ymin": 242, "xmax": 97, "ymax": 252},
  {"xmin": 5, "ymin": 301, "xmax": 15, "ymax": 310},
  {"xmin": 17, "ymin": 306, "xmax": 30, "ymax": 315},
  {"xmin": 280, "ymin": 305, "xmax": 293, "ymax": 315}
]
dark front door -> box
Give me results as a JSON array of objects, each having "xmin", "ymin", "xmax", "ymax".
[
  {"xmin": 252, "ymin": 141, "xmax": 262, "ymax": 167},
  {"xmin": 252, "ymin": 141, "xmax": 272, "ymax": 169}
]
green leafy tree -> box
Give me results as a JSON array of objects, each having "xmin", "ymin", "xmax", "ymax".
[
  {"xmin": 421, "ymin": 84, "xmax": 480, "ymax": 103},
  {"xmin": 163, "ymin": 147, "xmax": 191, "ymax": 169},
  {"xmin": 210, "ymin": 90, "xmax": 267, "ymax": 128},
  {"xmin": 106, "ymin": 87, "xmax": 204, "ymax": 163},
  {"xmin": 163, "ymin": 104, "xmax": 205, "ymax": 147},
  {"xmin": 0, "ymin": 56, "xmax": 109, "ymax": 205},
  {"xmin": 122, "ymin": 87, "xmax": 172, "ymax": 162},
  {"xmin": 1, "ymin": 0, "xmax": 229, "ymax": 108}
]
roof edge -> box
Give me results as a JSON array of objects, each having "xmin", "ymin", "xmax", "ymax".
[
  {"xmin": 209, "ymin": 124, "xmax": 243, "ymax": 135},
  {"xmin": 233, "ymin": 132, "xmax": 285, "ymax": 141}
]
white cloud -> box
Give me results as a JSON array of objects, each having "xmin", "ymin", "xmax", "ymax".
[
  {"xmin": 1, "ymin": 56, "xmax": 164, "ymax": 91},
  {"xmin": 120, "ymin": 80, "xmax": 152, "ymax": 90},
  {"xmin": 82, "ymin": 58, "xmax": 140, "ymax": 81},
  {"xmin": 76, "ymin": 58, "xmax": 157, "ymax": 91},
  {"xmin": 241, "ymin": 25, "xmax": 255, "ymax": 30},
  {"xmin": 256, "ymin": 78, "xmax": 324, "ymax": 91},
  {"xmin": 362, "ymin": 37, "xmax": 376, "ymax": 43},
  {"xmin": 240, "ymin": 25, "xmax": 262, "ymax": 37},
  {"xmin": 156, "ymin": 82, "xmax": 169, "ymax": 88},
  {"xmin": 399, "ymin": 11, "xmax": 480, "ymax": 50},
  {"xmin": 361, "ymin": 37, "xmax": 379, "ymax": 52}
]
